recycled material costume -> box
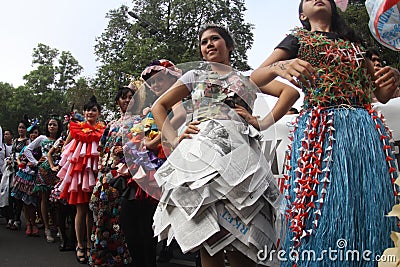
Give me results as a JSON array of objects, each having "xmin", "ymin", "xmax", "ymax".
[
  {"xmin": 57, "ymin": 121, "xmax": 105, "ymax": 205},
  {"xmin": 89, "ymin": 113, "xmax": 165, "ymax": 266},
  {"xmin": 11, "ymin": 144, "xmax": 42, "ymax": 205},
  {"xmin": 279, "ymin": 28, "xmax": 398, "ymax": 266},
  {"xmin": 22, "ymin": 136, "xmax": 58, "ymax": 193},
  {"xmin": 35, "ymin": 138, "xmax": 61, "ymax": 192},
  {"xmin": 152, "ymin": 65, "xmax": 280, "ymax": 265}
]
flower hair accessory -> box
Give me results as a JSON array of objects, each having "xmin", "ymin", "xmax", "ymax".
[
  {"xmin": 27, "ymin": 118, "xmax": 39, "ymax": 132},
  {"xmin": 141, "ymin": 59, "xmax": 182, "ymax": 81}
]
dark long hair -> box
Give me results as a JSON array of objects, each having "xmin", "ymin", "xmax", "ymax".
[
  {"xmin": 298, "ymin": 0, "xmax": 362, "ymax": 43},
  {"xmin": 198, "ymin": 24, "xmax": 235, "ymax": 59}
]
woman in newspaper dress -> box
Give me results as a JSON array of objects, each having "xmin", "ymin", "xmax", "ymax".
[
  {"xmin": 250, "ymin": 0, "xmax": 400, "ymax": 266},
  {"xmin": 151, "ymin": 25, "xmax": 299, "ymax": 266}
]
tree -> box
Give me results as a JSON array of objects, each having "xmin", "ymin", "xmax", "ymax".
[
  {"xmin": 93, "ymin": 0, "xmax": 254, "ymax": 109},
  {"xmin": 57, "ymin": 51, "xmax": 84, "ymax": 93},
  {"xmin": 92, "ymin": 5, "xmax": 134, "ymax": 108},
  {"xmin": 4, "ymin": 85, "xmax": 37, "ymax": 132},
  {"xmin": 0, "ymin": 82, "xmax": 19, "ymax": 131},
  {"xmin": 23, "ymin": 43, "xmax": 58, "ymax": 93},
  {"xmin": 64, "ymin": 77, "xmax": 94, "ymax": 113},
  {"xmin": 22, "ymin": 43, "xmax": 84, "ymax": 125}
]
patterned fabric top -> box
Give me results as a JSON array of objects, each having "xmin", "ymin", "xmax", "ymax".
[
  {"xmin": 40, "ymin": 139, "xmax": 56, "ymax": 159},
  {"xmin": 293, "ymin": 28, "xmax": 375, "ymax": 109},
  {"xmin": 12, "ymin": 138, "xmax": 28, "ymax": 159}
]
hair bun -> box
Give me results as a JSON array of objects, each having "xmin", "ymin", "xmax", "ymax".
[{"xmin": 89, "ymin": 95, "xmax": 98, "ymax": 103}]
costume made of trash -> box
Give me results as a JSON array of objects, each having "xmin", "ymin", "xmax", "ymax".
[
  {"xmin": 35, "ymin": 138, "xmax": 62, "ymax": 193},
  {"xmin": 152, "ymin": 64, "xmax": 280, "ymax": 265},
  {"xmin": 57, "ymin": 121, "xmax": 105, "ymax": 205},
  {"xmin": 19, "ymin": 135, "xmax": 59, "ymax": 195},
  {"xmin": 279, "ymin": 28, "xmax": 398, "ymax": 266},
  {"xmin": 11, "ymin": 143, "xmax": 42, "ymax": 205},
  {"xmin": 89, "ymin": 113, "xmax": 165, "ymax": 266}
]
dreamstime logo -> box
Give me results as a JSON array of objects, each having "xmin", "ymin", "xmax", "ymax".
[{"xmin": 258, "ymin": 239, "xmax": 397, "ymax": 263}]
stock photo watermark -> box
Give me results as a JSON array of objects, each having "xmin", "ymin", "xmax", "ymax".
[{"xmin": 257, "ymin": 239, "xmax": 397, "ymax": 263}]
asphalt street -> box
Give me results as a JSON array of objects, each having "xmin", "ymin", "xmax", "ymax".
[{"xmin": 0, "ymin": 216, "xmax": 198, "ymax": 267}]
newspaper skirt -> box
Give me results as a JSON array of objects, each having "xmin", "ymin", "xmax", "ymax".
[{"xmin": 153, "ymin": 119, "xmax": 280, "ymax": 265}]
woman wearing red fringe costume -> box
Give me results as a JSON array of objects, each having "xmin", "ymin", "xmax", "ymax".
[
  {"xmin": 251, "ymin": 0, "xmax": 400, "ymax": 266},
  {"xmin": 57, "ymin": 96, "xmax": 105, "ymax": 264}
]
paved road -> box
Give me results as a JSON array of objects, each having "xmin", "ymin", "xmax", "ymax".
[{"xmin": 0, "ymin": 217, "xmax": 198, "ymax": 267}]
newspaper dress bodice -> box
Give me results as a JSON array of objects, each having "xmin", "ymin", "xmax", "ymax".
[
  {"xmin": 152, "ymin": 67, "xmax": 280, "ymax": 265},
  {"xmin": 190, "ymin": 69, "xmax": 256, "ymax": 109}
]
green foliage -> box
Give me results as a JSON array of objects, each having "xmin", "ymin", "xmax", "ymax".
[
  {"xmin": 92, "ymin": 6, "xmax": 134, "ymax": 109},
  {"xmin": 348, "ymin": 0, "xmax": 364, "ymax": 4},
  {"xmin": 2, "ymin": 43, "xmax": 84, "ymax": 132},
  {"xmin": 92, "ymin": 0, "xmax": 254, "ymax": 109},
  {"xmin": 0, "ymin": 82, "xmax": 18, "ymax": 131},
  {"xmin": 1, "ymin": 85, "xmax": 36, "ymax": 132},
  {"xmin": 65, "ymin": 77, "xmax": 94, "ymax": 112},
  {"xmin": 3, "ymin": 1, "xmax": 254, "ymax": 129},
  {"xmin": 57, "ymin": 51, "xmax": 84, "ymax": 92}
]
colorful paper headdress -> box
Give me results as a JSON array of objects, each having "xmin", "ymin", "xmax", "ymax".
[{"xmin": 141, "ymin": 59, "xmax": 182, "ymax": 81}]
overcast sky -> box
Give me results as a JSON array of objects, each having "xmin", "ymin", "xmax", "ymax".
[{"xmin": 0, "ymin": 0, "xmax": 300, "ymax": 87}]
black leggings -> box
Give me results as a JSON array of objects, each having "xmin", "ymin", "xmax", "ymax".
[{"xmin": 120, "ymin": 198, "xmax": 157, "ymax": 267}]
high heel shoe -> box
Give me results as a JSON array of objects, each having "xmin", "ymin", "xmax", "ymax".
[
  {"xmin": 25, "ymin": 223, "xmax": 32, "ymax": 236},
  {"xmin": 76, "ymin": 247, "xmax": 87, "ymax": 264}
]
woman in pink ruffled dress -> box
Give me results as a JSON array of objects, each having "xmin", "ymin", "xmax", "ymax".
[{"xmin": 57, "ymin": 96, "xmax": 105, "ymax": 264}]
